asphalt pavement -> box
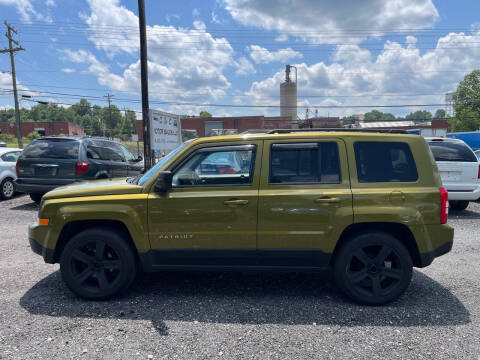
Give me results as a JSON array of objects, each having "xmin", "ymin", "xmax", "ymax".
[{"xmin": 0, "ymin": 195, "xmax": 479, "ymax": 359}]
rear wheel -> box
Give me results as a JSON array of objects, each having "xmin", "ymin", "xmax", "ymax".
[
  {"xmin": 60, "ymin": 228, "xmax": 137, "ymax": 300},
  {"xmin": 449, "ymin": 200, "xmax": 469, "ymax": 212},
  {"xmin": 0, "ymin": 178, "xmax": 15, "ymax": 200},
  {"xmin": 29, "ymin": 193, "xmax": 44, "ymax": 203},
  {"xmin": 333, "ymin": 231, "xmax": 413, "ymax": 305}
]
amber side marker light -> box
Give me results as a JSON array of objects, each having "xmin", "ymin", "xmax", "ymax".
[{"xmin": 39, "ymin": 219, "xmax": 49, "ymax": 226}]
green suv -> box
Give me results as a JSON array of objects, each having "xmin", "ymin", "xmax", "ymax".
[{"xmin": 28, "ymin": 130, "xmax": 453, "ymax": 305}]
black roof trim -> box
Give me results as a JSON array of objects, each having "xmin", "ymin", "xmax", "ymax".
[{"xmin": 267, "ymin": 128, "xmax": 410, "ymax": 135}]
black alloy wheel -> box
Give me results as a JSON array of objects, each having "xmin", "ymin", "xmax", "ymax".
[
  {"xmin": 334, "ymin": 231, "xmax": 413, "ymax": 305},
  {"xmin": 60, "ymin": 228, "xmax": 137, "ymax": 300}
]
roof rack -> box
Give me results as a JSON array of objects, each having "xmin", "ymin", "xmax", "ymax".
[{"xmin": 267, "ymin": 128, "xmax": 410, "ymax": 135}]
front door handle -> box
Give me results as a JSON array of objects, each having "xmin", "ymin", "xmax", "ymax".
[
  {"xmin": 314, "ymin": 197, "xmax": 341, "ymax": 204},
  {"xmin": 223, "ymin": 199, "xmax": 249, "ymax": 206}
]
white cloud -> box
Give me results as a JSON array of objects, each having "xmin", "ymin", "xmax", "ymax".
[
  {"xmin": 211, "ymin": 11, "xmax": 221, "ymax": 24},
  {"xmin": 0, "ymin": 0, "xmax": 36, "ymax": 22},
  {"xmin": 165, "ymin": 14, "xmax": 180, "ymax": 23},
  {"xmin": 61, "ymin": 68, "xmax": 76, "ymax": 73},
  {"xmin": 223, "ymin": 0, "xmax": 439, "ymax": 44},
  {"xmin": 71, "ymin": 0, "xmax": 239, "ymax": 106},
  {"xmin": 246, "ymin": 30, "xmax": 480, "ymax": 117},
  {"xmin": 0, "ymin": 0, "xmax": 52, "ymax": 22},
  {"xmin": 235, "ymin": 57, "xmax": 256, "ymax": 76},
  {"xmin": 248, "ymin": 45, "xmax": 303, "ymax": 64}
]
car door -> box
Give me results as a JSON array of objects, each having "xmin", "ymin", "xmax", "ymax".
[
  {"xmin": 147, "ymin": 141, "xmax": 262, "ymax": 266},
  {"xmin": 257, "ymin": 138, "xmax": 353, "ymax": 267}
]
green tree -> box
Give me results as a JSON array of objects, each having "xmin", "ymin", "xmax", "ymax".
[
  {"xmin": 405, "ymin": 110, "xmax": 432, "ymax": 123},
  {"xmin": 452, "ymin": 70, "xmax": 480, "ymax": 131},
  {"xmin": 434, "ymin": 109, "xmax": 446, "ymax": 118},
  {"xmin": 26, "ymin": 131, "xmax": 41, "ymax": 141},
  {"xmin": 363, "ymin": 110, "xmax": 396, "ymax": 122},
  {"xmin": 199, "ymin": 111, "xmax": 212, "ymax": 117}
]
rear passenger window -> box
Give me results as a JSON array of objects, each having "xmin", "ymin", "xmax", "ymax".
[
  {"xmin": 354, "ymin": 142, "xmax": 418, "ymax": 182},
  {"xmin": 269, "ymin": 142, "xmax": 340, "ymax": 184},
  {"xmin": 86, "ymin": 141, "xmax": 125, "ymax": 162}
]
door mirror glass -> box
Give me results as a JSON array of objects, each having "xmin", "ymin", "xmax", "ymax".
[{"xmin": 155, "ymin": 171, "xmax": 173, "ymax": 193}]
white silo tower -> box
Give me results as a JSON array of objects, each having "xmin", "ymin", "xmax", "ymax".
[{"xmin": 280, "ymin": 65, "xmax": 297, "ymax": 126}]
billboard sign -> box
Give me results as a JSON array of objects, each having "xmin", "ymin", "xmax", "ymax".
[{"xmin": 149, "ymin": 109, "xmax": 182, "ymax": 153}]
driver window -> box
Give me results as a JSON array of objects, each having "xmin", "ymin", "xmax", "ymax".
[{"xmin": 172, "ymin": 146, "xmax": 255, "ymax": 187}]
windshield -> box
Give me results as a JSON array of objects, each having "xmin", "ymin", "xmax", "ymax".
[{"xmin": 137, "ymin": 141, "xmax": 191, "ymax": 186}]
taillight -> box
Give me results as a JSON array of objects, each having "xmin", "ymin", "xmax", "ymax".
[
  {"xmin": 15, "ymin": 161, "xmax": 19, "ymax": 175},
  {"xmin": 75, "ymin": 160, "xmax": 90, "ymax": 175},
  {"xmin": 439, "ymin": 187, "xmax": 449, "ymax": 224},
  {"xmin": 218, "ymin": 167, "xmax": 236, "ymax": 174}
]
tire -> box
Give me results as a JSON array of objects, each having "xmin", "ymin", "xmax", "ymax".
[
  {"xmin": 449, "ymin": 200, "xmax": 469, "ymax": 212},
  {"xmin": 60, "ymin": 228, "xmax": 137, "ymax": 300},
  {"xmin": 29, "ymin": 193, "xmax": 44, "ymax": 203},
  {"xmin": 0, "ymin": 178, "xmax": 15, "ymax": 200},
  {"xmin": 333, "ymin": 231, "xmax": 413, "ymax": 305}
]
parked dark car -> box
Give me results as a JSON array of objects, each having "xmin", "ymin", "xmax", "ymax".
[{"xmin": 15, "ymin": 137, "xmax": 143, "ymax": 202}]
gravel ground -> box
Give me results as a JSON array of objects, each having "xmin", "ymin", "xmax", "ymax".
[{"xmin": 0, "ymin": 195, "xmax": 479, "ymax": 360}]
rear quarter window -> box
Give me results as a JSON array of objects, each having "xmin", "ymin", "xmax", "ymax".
[
  {"xmin": 354, "ymin": 142, "xmax": 418, "ymax": 182},
  {"xmin": 428, "ymin": 141, "xmax": 477, "ymax": 162},
  {"xmin": 21, "ymin": 140, "xmax": 79, "ymax": 159}
]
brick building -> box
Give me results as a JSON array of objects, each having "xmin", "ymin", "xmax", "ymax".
[
  {"xmin": 0, "ymin": 121, "xmax": 84, "ymax": 137},
  {"xmin": 135, "ymin": 115, "xmax": 294, "ymax": 141}
]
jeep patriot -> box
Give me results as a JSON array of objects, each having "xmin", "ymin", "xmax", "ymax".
[{"xmin": 28, "ymin": 130, "xmax": 454, "ymax": 304}]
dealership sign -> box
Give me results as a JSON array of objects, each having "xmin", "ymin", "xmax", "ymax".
[{"xmin": 149, "ymin": 109, "xmax": 182, "ymax": 153}]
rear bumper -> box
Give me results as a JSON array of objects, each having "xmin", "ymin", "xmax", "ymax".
[
  {"xmin": 445, "ymin": 186, "xmax": 480, "ymax": 201},
  {"xmin": 15, "ymin": 178, "xmax": 85, "ymax": 194},
  {"xmin": 418, "ymin": 224, "xmax": 454, "ymax": 267}
]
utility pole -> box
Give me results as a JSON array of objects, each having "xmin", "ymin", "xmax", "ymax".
[
  {"xmin": 1, "ymin": 21, "xmax": 25, "ymax": 148},
  {"xmin": 138, "ymin": 0, "xmax": 152, "ymax": 170},
  {"xmin": 104, "ymin": 93, "xmax": 113, "ymax": 139}
]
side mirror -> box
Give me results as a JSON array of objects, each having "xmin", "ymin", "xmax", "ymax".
[
  {"xmin": 136, "ymin": 155, "xmax": 143, "ymax": 162},
  {"xmin": 155, "ymin": 171, "xmax": 173, "ymax": 193}
]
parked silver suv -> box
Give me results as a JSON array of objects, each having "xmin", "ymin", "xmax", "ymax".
[{"xmin": 427, "ymin": 137, "xmax": 480, "ymax": 211}]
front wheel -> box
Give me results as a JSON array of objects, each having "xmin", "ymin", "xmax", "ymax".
[
  {"xmin": 333, "ymin": 231, "xmax": 413, "ymax": 305},
  {"xmin": 449, "ymin": 200, "xmax": 469, "ymax": 212},
  {"xmin": 0, "ymin": 178, "xmax": 15, "ymax": 200},
  {"xmin": 60, "ymin": 228, "xmax": 137, "ymax": 300}
]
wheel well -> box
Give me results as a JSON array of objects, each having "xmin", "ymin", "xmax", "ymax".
[
  {"xmin": 54, "ymin": 220, "xmax": 138, "ymax": 263},
  {"xmin": 332, "ymin": 222, "xmax": 422, "ymax": 267},
  {"xmin": 96, "ymin": 174, "xmax": 108, "ymax": 179}
]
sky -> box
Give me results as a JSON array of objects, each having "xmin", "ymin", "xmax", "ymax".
[{"xmin": 0, "ymin": 0, "xmax": 480, "ymax": 119}]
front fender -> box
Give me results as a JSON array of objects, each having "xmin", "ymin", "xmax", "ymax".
[{"xmin": 41, "ymin": 194, "xmax": 150, "ymax": 252}]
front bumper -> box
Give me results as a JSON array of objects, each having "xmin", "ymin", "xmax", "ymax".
[{"xmin": 28, "ymin": 224, "xmax": 55, "ymax": 263}]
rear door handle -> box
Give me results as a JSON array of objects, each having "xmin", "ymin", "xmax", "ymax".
[
  {"xmin": 314, "ymin": 197, "xmax": 341, "ymax": 204},
  {"xmin": 223, "ymin": 199, "xmax": 249, "ymax": 206}
]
